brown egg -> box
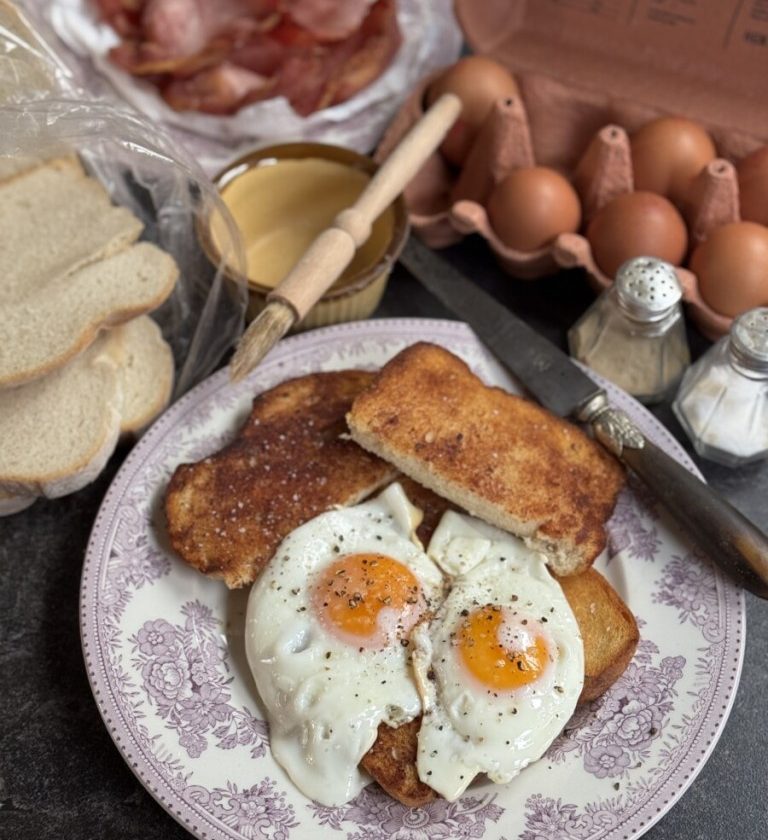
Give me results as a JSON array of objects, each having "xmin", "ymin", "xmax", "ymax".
[
  {"xmin": 690, "ymin": 221, "xmax": 768, "ymax": 317},
  {"xmin": 426, "ymin": 56, "xmax": 519, "ymax": 166},
  {"xmin": 587, "ymin": 191, "xmax": 688, "ymax": 278},
  {"xmin": 487, "ymin": 167, "xmax": 581, "ymax": 252},
  {"xmin": 631, "ymin": 117, "xmax": 716, "ymax": 206},
  {"xmin": 737, "ymin": 147, "xmax": 768, "ymax": 226}
]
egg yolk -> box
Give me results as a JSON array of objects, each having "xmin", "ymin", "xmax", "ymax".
[
  {"xmin": 457, "ymin": 605, "xmax": 551, "ymax": 691},
  {"xmin": 311, "ymin": 553, "xmax": 424, "ymax": 648}
]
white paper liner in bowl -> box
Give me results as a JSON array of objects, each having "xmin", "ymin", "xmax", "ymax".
[{"xmin": 43, "ymin": 0, "xmax": 462, "ymax": 173}]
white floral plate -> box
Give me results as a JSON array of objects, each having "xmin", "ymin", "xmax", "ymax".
[{"xmin": 81, "ymin": 319, "xmax": 744, "ymax": 840}]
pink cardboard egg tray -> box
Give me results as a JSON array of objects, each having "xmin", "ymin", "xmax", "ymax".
[{"xmin": 375, "ymin": 0, "xmax": 768, "ymax": 340}]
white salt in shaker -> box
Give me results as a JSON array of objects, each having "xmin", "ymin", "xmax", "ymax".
[
  {"xmin": 673, "ymin": 308, "xmax": 768, "ymax": 467},
  {"xmin": 568, "ymin": 257, "xmax": 690, "ymax": 404}
]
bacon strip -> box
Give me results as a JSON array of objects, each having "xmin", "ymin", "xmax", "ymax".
[
  {"xmin": 94, "ymin": 0, "xmax": 147, "ymax": 37},
  {"xmin": 96, "ymin": 0, "xmax": 401, "ymax": 116},
  {"xmin": 163, "ymin": 62, "xmax": 276, "ymax": 114},
  {"xmin": 280, "ymin": 0, "xmax": 375, "ymax": 42}
]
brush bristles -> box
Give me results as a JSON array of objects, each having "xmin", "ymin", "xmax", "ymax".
[{"xmin": 228, "ymin": 301, "xmax": 296, "ymax": 382}]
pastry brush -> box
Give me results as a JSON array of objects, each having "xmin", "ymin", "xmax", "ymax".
[{"xmin": 228, "ymin": 92, "xmax": 461, "ymax": 382}]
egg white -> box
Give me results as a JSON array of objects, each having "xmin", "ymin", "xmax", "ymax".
[
  {"xmin": 414, "ymin": 511, "xmax": 584, "ymax": 801},
  {"xmin": 245, "ymin": 483, "xmax": 444, "ymax": 806}
]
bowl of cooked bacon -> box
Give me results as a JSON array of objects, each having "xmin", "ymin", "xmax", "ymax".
[
  {"xmin": 46, "ymin": 0, "xmax": 461, "ymax": 161},
  {"xmin": 93, "ymin": 0, "xmax": 402, "ymax": 117}
]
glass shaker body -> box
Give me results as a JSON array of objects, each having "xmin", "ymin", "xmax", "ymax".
[
  {"xmin": 673, "ymin": 308, "xmax": 768, "ymax": 467},
  {"xmin": 568, "ymin": 259, "xmax": 690, "ymax": 404}
]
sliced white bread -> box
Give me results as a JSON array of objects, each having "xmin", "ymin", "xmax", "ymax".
[
  {"xmin": 0, "ymin": 488, "xmax": 36, "ymax": 516},
  {"xmin": 0, "ymin": 156, "xmax": 143, "ymax": 302},
  {"xmin": 0, "ymin": 241, "xmax": 179, "ymax": 388},
  {"xmin": 0, "ymin": 316, "xmax": 175, "ymax": 512},
  {"xmin": 0, "ymin": 328, "xmax": 125, "ymax": 499},
  {"xmin": 0, "ymin": 154, "xmax": 86, "ymax": 185},
  {"xmin": 119, "ymin": 315, "xmax": 175, "ymax": 435},
  {"xmin": 0, "ymin": 155, "xmax": 44, "ymax": 183}
]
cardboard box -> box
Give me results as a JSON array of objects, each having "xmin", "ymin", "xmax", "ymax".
[{"xmin": 377, "ymin": 0, "xmax": 768, "ymax": 338}]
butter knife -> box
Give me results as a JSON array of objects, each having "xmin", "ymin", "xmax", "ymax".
[{"xmin": 400, "ymin": 235, "xmax": 768, "ymax": 599}]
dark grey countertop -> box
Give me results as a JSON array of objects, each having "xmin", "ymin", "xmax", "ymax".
[{"xmin": 1, "ymin": 238, "xmax": 766, "ymax": 839}]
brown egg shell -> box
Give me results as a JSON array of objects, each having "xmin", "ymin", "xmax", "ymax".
[
  {"xmin": 426, "ymin": 56, "xmax": 521, "ymax": 166},
  {"xmin": 487, "ymin": 167, "xmax": 581, "ymax": 252},
  {"xmin": 689, "ymin": 221, "xmax": 768, "ymax": 318},
  {"xmin": 450, "ymin": 200, "xmax": 558, "ymax": 279},
  {"xmin": 630, "ymin": 117, "xmax": 717, "ymax": 207}
]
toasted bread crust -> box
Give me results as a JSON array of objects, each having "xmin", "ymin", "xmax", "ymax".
[
  {"xmin": 364, "ymin": 567, "xmax": 638, "ymax": 806},
  {"xmin": 165, "ymin": 370, "xmax": 397, "ymax": 588},
  {"xmin": 361, "ymin": 717, "xmax": 435, "ymax": 807},
  {"xmin": 347, "ymin": 343, "xmax": 625, "ymax": 575},
  {"xmin": 557, "ymin": 568, "xmax": 640, "ymax": 703}
]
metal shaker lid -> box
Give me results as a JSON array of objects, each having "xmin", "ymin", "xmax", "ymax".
[
  {"xmin": 731, "ymin": 307, "xmax": 768, "ymax": 372},
  {"xmin": 614, "ymin": 257, "xmax": 683, "ymax": 321}
]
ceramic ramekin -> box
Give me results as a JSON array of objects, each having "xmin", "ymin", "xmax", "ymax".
[{"xmin": 204, "ymin": 141, "xmax": 410, "ymax": 330}]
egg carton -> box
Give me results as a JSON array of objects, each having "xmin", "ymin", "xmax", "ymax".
[{"xmin": 376, "ymin": 0, "xmax": 768, "ymax": 340}]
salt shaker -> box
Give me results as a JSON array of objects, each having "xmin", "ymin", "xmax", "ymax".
[
  {"xmin": 673, "ymin": 307, "xmax": 768, "ymax": 467},
  {"xmin": 568, "ymin": 257, "xmax": 690, "ymax": 404}
]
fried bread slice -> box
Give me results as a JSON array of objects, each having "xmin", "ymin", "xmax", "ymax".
[
  {"xmin": 361, "ymin": 717, "xmax": 435, "ymax": 807},
  {"xmin": 347, "ymin": 343, "xmax": 625, "ymax": 576},
  {"xmin": 363, "ymin": 567, "xmax": 639, "ymax": 806},
  {"xmin": 556, "ymin": 568, "xmax": 640, "ymax": 702},
  {"xmin": 165, "ymin": 370, "xmax": 397, "ymax": 588}
]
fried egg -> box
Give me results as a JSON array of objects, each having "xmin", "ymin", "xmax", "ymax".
[
  {"xmin": 414, "ymin": 511, "xmax": 584, "ymax": 801},
  {"xmin": 245, "ymin": 483, "xmax": 444, "ymax": 806}
]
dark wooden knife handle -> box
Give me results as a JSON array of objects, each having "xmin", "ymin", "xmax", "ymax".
[{"xmin": 620, "ymin": 439, "xmax": 768, "ymax": 598}]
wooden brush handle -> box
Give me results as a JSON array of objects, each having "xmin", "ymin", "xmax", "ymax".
[{"xmin": 267, "ymin": 93, "xmax": 461, "ymax": 320}]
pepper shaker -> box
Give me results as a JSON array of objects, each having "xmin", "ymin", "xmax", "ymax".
[
  {"xmin": 673, "ymin": 307, "xmax": 768, "ymax": 467},
  {"xmin": 568, "ymin": 257, "xmax": 690, "ymax": 404}
]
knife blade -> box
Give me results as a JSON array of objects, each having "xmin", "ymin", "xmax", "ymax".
[{"xmin": 399, "ymin": 235, "xmax": 768, "ymax": 599}]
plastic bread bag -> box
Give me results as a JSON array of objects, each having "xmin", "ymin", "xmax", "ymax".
[
  {"xmin": 0, "ymin": 5, "xmax": 248, "ymax": 400},
  {"xmin": 0, "ymin": 99, "xmax": 249, "ymax": 397}
]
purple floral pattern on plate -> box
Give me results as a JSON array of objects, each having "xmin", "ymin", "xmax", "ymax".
[
  {"xmin": 80, "ymin": 319, "xmax": 745, "ymax": 840},
  {"xmin": 520, "ymin": 795, "xmax": 622, "ymax": 839},
  {"xmin": 607, "ymin": 476, "xmax": 661, "ymax": 562},
  {"xmin": 654, "ymin": 553, "xmax": 722, "ymax": 643},
  {"xmin": 519, "ymin": 538, "xmax": 734, "ymax": 839},
  {"xmin": 549, "ymin": 634, "xmax": 685, "ymax": 779},
  {"xmin": 308, "ymin": 785, "xmax": 504, "ymax": 839},
  {"xmin": 186, "ymin": 779, "xmax": 299, "ymax": 839},
  {"xmin": 131, "ymin": 601, "xmax": 268, "ymax": 759}
]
